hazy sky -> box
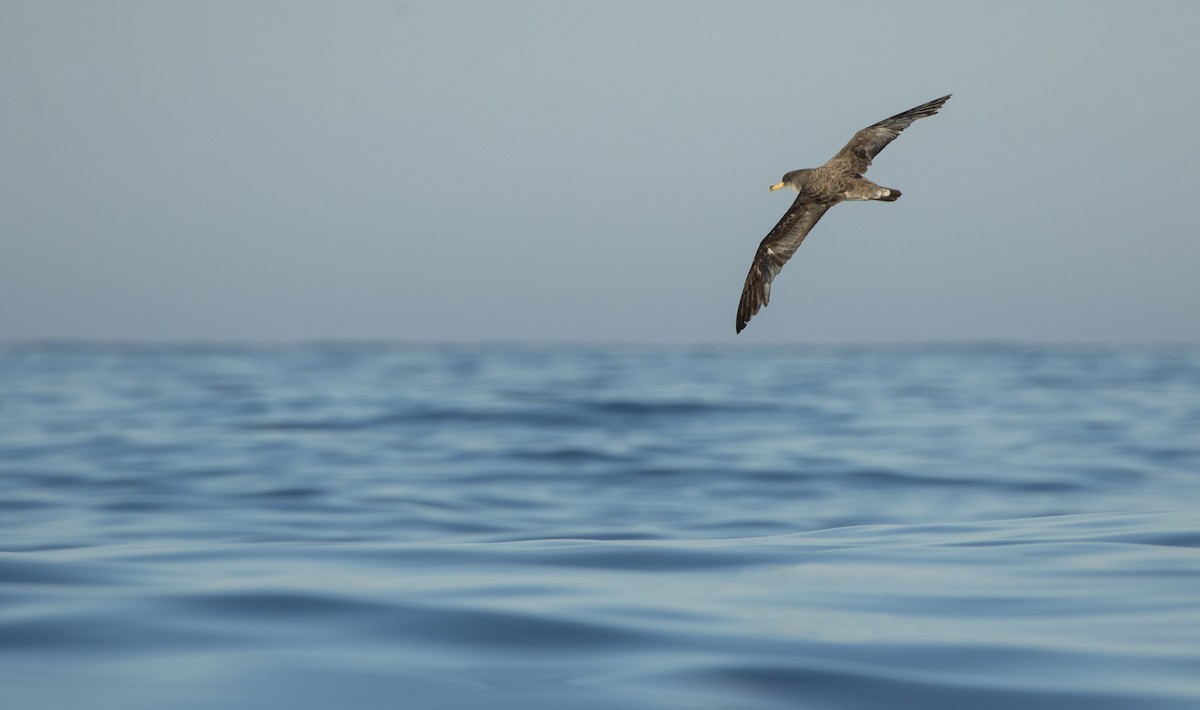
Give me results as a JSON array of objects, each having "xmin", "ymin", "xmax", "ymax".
[{"xmin": 3, "ymin": 1, "xmax": 1198, "ymax": 344}]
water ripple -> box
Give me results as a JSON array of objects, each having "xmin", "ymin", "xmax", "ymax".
[{"xmin": 3, "ymin": 345, "xmax": 1200, "ymax": 708}]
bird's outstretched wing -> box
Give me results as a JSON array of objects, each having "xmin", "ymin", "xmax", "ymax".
[
  {"xmin": 825, "ymin": 94, "xmax": 951, "ymax": 176},
  {"xmin": 736, "ymin": 197, "xmax": 832, "ymax": 333}
]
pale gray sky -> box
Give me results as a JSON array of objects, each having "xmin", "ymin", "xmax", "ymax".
[{"xmin": 2, "ymin": 1, "xmax": 1198, "ymax": 344}]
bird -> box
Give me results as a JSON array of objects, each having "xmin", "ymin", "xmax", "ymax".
[{"xmin": 735, "ymin": 94, "xmax": 951, "ymax": 333}]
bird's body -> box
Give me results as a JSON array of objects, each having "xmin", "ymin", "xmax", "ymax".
[{"xmin": 735, "ymin": 94, "xmax": 951, "ymax": 333}]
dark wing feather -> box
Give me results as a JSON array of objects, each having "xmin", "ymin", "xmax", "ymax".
[
  {"xmin": 736, "ymin": 197, "xmax": 832, "ymax": 333},
  {"xmin": 825, "ymin": 94, "xmax": 951, "ymax": 175}
]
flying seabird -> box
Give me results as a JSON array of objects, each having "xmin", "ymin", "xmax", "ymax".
[{"xmin": 735, "ymin": 94, "xmax": 951, "ymax": 333}]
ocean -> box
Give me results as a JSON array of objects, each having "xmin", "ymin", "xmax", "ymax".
[{"xmin": 2, "ymin": 343, "xmax": 1199, "ymax": 709}]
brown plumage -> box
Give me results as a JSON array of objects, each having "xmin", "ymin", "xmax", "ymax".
[{"xmin": 735, "ymin": 94, "xmax": 951, "ymax": 333}]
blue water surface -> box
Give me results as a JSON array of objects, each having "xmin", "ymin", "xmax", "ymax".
[{"xmin": 2, "ymin": 344, "xmax": 1199, "ymax": 708}]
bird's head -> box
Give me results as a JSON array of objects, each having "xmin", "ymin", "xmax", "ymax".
[{"xmin": 769, "ymin": 169, "xmax": 809, "ymax": 194}]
